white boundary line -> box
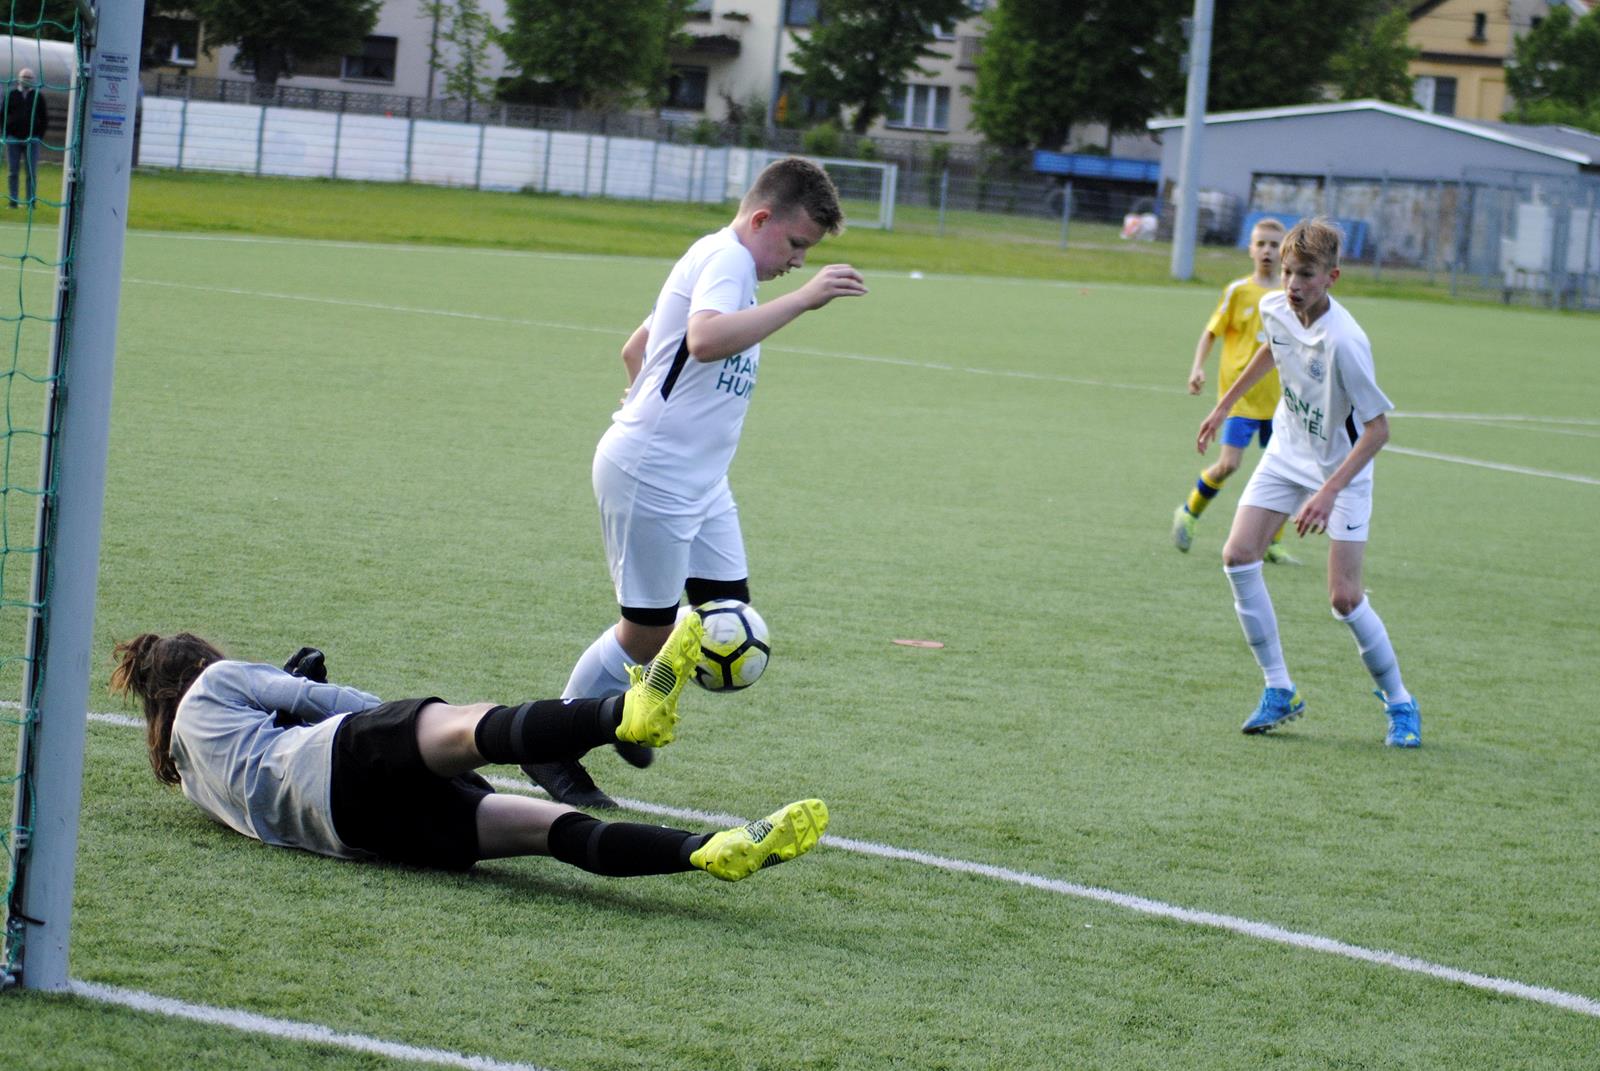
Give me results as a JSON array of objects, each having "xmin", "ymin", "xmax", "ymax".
[
  {"xmin": 1387, "ymin": 446, "xmax": 1600, "ymax": 485},
  {"xmin": 68, "ymin": 980, "xmax": 552, "ymax": 1071},
  {"xmin": 69, "ymin": 710, "xmax": 1600, "ymax": 1028}
]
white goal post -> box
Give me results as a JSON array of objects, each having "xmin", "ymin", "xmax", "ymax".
[
  {"xmin": 747, "ymin": 150, "xmax": 898, "ymax": 231},
  {"xmin": 3, "ymin": 0, "xmax": 143, "ymax": 993}
]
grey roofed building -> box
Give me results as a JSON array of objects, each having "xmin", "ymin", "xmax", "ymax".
[{"xmin": 1147, "ymin": 99, "xmax": 1598, "ymax": 212}]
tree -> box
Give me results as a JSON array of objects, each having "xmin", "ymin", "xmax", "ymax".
[
  {"xmin": 1205, "ymin": 0, "xmax": 1385, "ymax": 113},
  {"xmin": 970, "ymin": 0, "xmax": 1185, "ymax": 150},
  {"xmin": 420, "ymin": 0, "xmax": 499, "ymax": 112},
  {"xmin": 498, "ymin": 0, "xmax": 691, "ymax": 110},
  {"xmin": 789, "ymin": 0, "xmax": 971, "ymax": 136},
  {"xmin": 1504, "ymin": 5, "xmax": 1600, "ymax": 133},
  {"xmin": 1328, "ymin": 7, "xmax": 1418, "ymax": 104},
  {"xmin": 185, "ymin": 0, "xmax": 381, "ymax": 87}
]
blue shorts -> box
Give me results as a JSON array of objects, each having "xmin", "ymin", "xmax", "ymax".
[{"xmin": 1221, "ymin": 416, "xmax": 1273, "ymax": 450}]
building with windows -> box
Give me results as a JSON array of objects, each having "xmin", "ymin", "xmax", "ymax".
[
  {"xmin": 1407, "ymin": 0, "xmax": 1593, "ymax": 121},
  {"xmin": 154, "ymin": 0, "xmax": 1001, "ymax": 145}
]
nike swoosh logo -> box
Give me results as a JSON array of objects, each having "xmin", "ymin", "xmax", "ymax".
[
  {"xmin": 1345, "ymin": 523, "xmax": 1364, "ymax": 530},
  {"xmin": 1271, "ymin": 337, "xmax": 1289, "ymax": 345}
]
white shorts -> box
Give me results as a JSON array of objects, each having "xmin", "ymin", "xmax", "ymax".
[
  {"xmin": 593, "ymin": 454, "xmax": 747, "ymax": 610},
  {"xmin": 1239, "ymin": 454, "xmax": 1374, "ymax": 542}
]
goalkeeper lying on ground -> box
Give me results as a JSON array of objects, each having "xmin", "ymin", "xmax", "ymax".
[{"xmin": 109, "ymin": 609, "xmax": 827, "ymax": 881}]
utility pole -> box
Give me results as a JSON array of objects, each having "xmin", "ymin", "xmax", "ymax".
[{"xmin": 1170, "ymin": 0, "xmax": 1213, "ymax": 280}]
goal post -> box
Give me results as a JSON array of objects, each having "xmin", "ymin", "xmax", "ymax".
[
  {"xmin": 2, "ymin": 0, "xmax": 143, "ymax": 992},
  {"xmin": 749, "ymin": 150, "xmax": 898, "ymax": 231}
]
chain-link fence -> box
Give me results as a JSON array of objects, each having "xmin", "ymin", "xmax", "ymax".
[{"xmin": 1251, "ymin": 170, "xmax": 1600, "ymax": 310}]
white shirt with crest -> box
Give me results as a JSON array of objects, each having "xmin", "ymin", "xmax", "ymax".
[
  {"xmin": 1259, "ymin": 292, "xmax": 1393, "ymax": 487},
  {"xmin": 598, "ymin": 227, "xmax": 760, "ymax": 500}
]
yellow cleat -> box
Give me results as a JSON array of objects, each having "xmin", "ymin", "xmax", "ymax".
[
  {"xmin": 1264, "ymin": 541, "xmax": 1302, "ymax": 566},
  {"xmin": 1172, "ymin": 504, "xmax": 1197, "ymax": 552},
  {"xmin": 691, "ymin": 799, "xmax": 830, "ymax": 882},
  {"xmin": 616, "ymin": 610, "xmax": 704, "ymax": 748}
]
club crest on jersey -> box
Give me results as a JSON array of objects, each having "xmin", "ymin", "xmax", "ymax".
[{"xmin": 1307, "ymin": 356, "xmax": 1326, "ymax": 382}]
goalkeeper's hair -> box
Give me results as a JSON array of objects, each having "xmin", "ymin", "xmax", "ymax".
[
  {"xmin": 110, "ymin": 632, "xmax": 226, "ymax": 785},
  {"xmin": 741, "ymin": 157, "xmax": 844, "ymax": 235},
  {"xmin": 1281, "ymin": 216, "xmax": 1342, "ymax": 270}
]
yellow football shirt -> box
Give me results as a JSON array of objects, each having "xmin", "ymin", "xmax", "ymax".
[{"xmin": 1205, "ymin": 276, "xmax": 1280, "ymax": 421}]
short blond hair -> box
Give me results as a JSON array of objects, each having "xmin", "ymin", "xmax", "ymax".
[
  {"xmin": 1250, "ymin": 217, "xmax": 1286, "ymax": 238},
  {"xmin": 1281, "ymin": 217, "xmax": 1342, "ymax": 270}
]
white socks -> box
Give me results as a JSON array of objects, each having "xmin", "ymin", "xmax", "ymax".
[
  {"xmin": 1336, "ymin": 597, "xmax": 1410, "ymax": 705},
  {"xmin": 562, "ymin": 626, "xmax": 633, "ymax": 700},
  {"xmin": 1224, "ymin": 562, "xmax": 1292, "ymax": 690}
]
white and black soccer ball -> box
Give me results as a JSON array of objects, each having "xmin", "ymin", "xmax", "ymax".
[{"xmin": 689, "ymin": 599, "xmax": 770, "ymax": 691}]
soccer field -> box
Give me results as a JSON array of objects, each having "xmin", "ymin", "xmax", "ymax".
[{"xmin": 3, "ymin": 224, "xmax": 1599, "ymax": 1069}]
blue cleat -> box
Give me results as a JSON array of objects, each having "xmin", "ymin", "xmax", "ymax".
[
  {"xmin": 1380, "ymin": 692, "xmax": 1421, "ymax": 748},
  {"xmin": 1241, "ymin": 686, "xmax": 1305, "ymax": 734}
]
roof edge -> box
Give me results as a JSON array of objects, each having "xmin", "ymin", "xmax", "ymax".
[{"xmin": 1146, "ymin": 100, "xmax": 1593, "ymax": 165}]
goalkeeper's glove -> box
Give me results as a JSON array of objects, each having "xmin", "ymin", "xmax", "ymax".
[
  {"xmin": 275, "ymin": 646, "xmax": 329, "ymax": 727},
  {"xmin": 283, "ymin": 646, "xmax": 328, "ymax": 683}
]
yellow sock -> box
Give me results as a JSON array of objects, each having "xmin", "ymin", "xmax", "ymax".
[{"xmin": 1185, "ymin": 471, "xmax": 1225, "ymax": 518}]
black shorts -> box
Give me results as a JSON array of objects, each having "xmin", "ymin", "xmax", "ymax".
[{"xmin": 329, "ymin": 697, "xmax": 494, "ymax": 872}]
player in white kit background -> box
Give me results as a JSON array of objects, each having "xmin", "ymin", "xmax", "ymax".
[
  {"xmin": 528, "ymin": 158, "xmax": 869, "ymax": 806},
  {"xmin": 1197, "ymin": 217, "xmax": 1421, "ymax": 748}
]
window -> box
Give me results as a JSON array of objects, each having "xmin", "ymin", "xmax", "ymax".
[
  {"xmin": 1434, "ymin": 76, "xmax": 1457, "ymax": 116},
  {"xmin": 342, "ymin": 36, "xmax": 397, "ymax": 83},
  {"xmin": 1413, "ymin": 75, "xmax": 1457, "ymax": 116},
  {"xmin": 144, "ymin": 15, "xmax": 198, "ymax": 67},
  {"xmin": 786, "ymin": 0, "xmax": 821, "ymax": 27},
  {"xmin": 776, "ymin": 72, "xmax": 832, "ymax": 125},
  {"xmin": 686, "ymin": 0, "xmax": 713, "ymax": 20},
  {"xmin": 295, "ymin": 53, "xmax": 343, "ymax": 79},
  {"xmin": 665, "ymin": 66, "xmax": 708, "ymax": 110},
  {"xmin": 885, "ymin": 84, "xmax": 950, "ymax": 131},
  {"xmin": 1471, "ymin": 12, "xmax": 1487, "ymax": 40}
]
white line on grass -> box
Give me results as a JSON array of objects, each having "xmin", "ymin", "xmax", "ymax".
[
  {"xmin": 75, "ymin": 710, "xmax": 1600, "ymax": 1025},
  {"xmin": 121, "ymin": 274, "xmax": 1600, "ymax": 455},
  {"xmin": 1387, "ymin": 446, "xmax": 1600, "ymax": 485},
  {"xmin": 67, "ymin": 980, "xmax": 552, "ymax": 1071}
]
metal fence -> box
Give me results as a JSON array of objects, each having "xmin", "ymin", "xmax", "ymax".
[{"xmin": 1250, "ymin": 170, "xmax": 1600, "ymax": 310}]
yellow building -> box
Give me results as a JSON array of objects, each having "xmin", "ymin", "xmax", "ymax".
[{"xmin": 1408, "ymin": 0, "xmax": 1593, "ymax": 121}]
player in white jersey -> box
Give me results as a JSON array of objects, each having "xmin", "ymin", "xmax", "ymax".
[
  {"xmin": 530, "ymin": 158, "xmax": 869, "ymax": 807},
  {"xmin": 1197, "ymin": 218, "xmax": 1421, "ymax": 748}
]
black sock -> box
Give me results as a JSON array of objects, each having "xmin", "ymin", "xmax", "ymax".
[
  {"xmin": 546, "ymin": 812, "xmax": 712, "ymax": 877},
  {"xmin": 472, "ymin": 697, "xmax": 621, "ymax": 764}
]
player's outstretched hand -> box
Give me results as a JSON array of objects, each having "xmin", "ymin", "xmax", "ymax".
[
  {"xmin": 798, "ymin": 264, "xmax": 867, "ymax": 309},
  {"xmin": 1196, "ymin": 408, "xmax": 1224, "ymax": 454}
]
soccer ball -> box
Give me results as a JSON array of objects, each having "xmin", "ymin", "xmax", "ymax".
[{"xmin": 689, "ymin": 599, "xmax": 770, "ymax": 691}]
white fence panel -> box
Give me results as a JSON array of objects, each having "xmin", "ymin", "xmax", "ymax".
[
  {"xmin": 260, "ymin": 108, "xmax": 337, "ymax": 178},
  {"xmin": 177, "ymin": 100, "xmax": 258, "ymax": 173},
  {"xmin": 543, "ymin": 132, "xmax": 594, "ymax": 196},
  {"xmin": 479, "ymin": 126, "xmax": 542, "ymax": 192},
  {"xmin": 137, "ymin": 96, "xmax": 183, "ymax": 168},
  {"xmin": 334, "ymin": 113, "xmax": 409, "ymax": 183},
  {"xmin": 602, "ymin": 137, "xmax": 655, "ymax": 200},
  {"xmin": 135, "ymin": 100, "xmax": 741, "ymax": 206},
  {"xmin": 409, "ymin": 120, "xmax": 481, "ymax": 187}
]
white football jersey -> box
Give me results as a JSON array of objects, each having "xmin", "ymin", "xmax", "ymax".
[
  {"xmin": 598, "ymin": 227, "xmax": 760, "ymax": 498},
  {"xmin": 1259, "ymin": 292, "xmax": 1393, "ymax": 486}
]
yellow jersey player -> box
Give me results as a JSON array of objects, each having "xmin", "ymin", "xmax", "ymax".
[{"xmin": 1172, "ymin": 217, "xmax": 1296, "ymax": 564}]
